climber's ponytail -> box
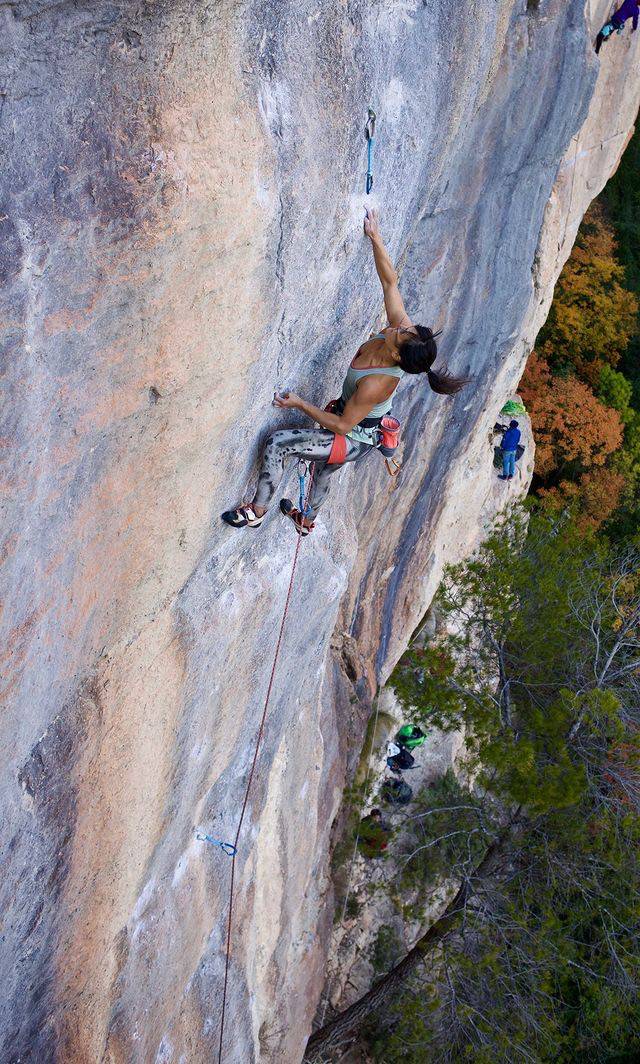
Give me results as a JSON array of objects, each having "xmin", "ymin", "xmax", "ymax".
[{"xmin": 426, "ymin": 367, "xmax": 471, "ymax": 395}]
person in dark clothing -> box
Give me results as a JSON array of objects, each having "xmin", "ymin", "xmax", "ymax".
[
  {"xmin": 498, "ymin": 419, "xmax": 521, "ymax": 481},
  {"xmin": 358, "ymin": 808, "xmax": 391, "ymax": 858},
  {"xmin": 381, "ymin": 779, "xmax": 413, "ymax": 806},
  {"xmin": 386, "ymin": 747, "xmax": 416, "ymax": 775},
  {"xmin": 596, "ymin": 0, "xmax": 639, "ymax": 52}
]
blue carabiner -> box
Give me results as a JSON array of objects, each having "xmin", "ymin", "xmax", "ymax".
[
  {"xmin": 196, "ymin": 830, "xmax": 237, "ymax": 857},
  {"xmin": 298, "ymin": 460, "xmax": 313, "ymax": 517},
  {"xmin": 366, "ymin": 138, "xmax": 374, "ymax": 194},
  {"xmin": 298, "ymin": 472, "xmax": 306, "ymax": 513}
]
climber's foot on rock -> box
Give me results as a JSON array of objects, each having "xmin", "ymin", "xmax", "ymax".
[
  {"xmin": 221, "ymin": 504, "xmax": 265, "ymax": 528},
  {"xmin": 280, "ymin": 498, "xmax": 315, "ymax": 536},
  {"xmin": 498, "ymin": 475, "xmax": 508, "ymax": 481}
]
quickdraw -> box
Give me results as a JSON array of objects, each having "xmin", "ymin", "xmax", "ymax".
[
  {"xmin": 365, "ymin": 107, "xmax": 376, "ymax": 195},
  {"xmin": 298, "ymin": 459, "xmax": 314, "ymax": 517},
  {"xmin": 195, "ymin": 831, "xmax": 237, "ymax": 857}
]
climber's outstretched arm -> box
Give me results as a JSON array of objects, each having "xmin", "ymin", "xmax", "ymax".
[
  {"xmin": 274, "ymin": 376, "xmax": 393, "ymax": 434},
  {"xmin": 364, "ymin": 208, "xmax": 412, "ymax": 329}
]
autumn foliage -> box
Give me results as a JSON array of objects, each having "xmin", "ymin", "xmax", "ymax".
[
  {"xmin": 541, "ymin": 205, "xmax": 638, "ymax": 387},
  {"xmin": 521, "ymin": 204, "xmax": 639, "ymax": 529},
  {"xmin": 520, "ymin": 351, "xmax": 623, "ymax": 477}
]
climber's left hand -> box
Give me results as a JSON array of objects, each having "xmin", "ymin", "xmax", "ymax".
[{"xmin": 273, "ymin": 391, "xmax": 301, "ymax": 409}]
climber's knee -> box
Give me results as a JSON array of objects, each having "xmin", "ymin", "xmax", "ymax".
[{"xmin": 265, "ymin": 429, "xmax": 291, "ymax": 451}]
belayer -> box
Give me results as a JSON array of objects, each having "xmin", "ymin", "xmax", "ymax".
[
  {"xmin": 596, "ymin": 0, "xmax": 639, "ymax": 52},
  {"xmin": 497, "ymin": 419, "xmax": 521, "ymax": 481},
  {"xmin": 222, "ymin": 209, "xmax": 469, "ymax": 536}
]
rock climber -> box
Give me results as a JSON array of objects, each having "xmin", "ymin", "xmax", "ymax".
[
  {"xmin": 498, "ymin": 419, "xmax": 521, "ymax": 482},
  {"xmin": 357, "ymin": 808, "xmax": 391, "ymax": 858},
  {"xmin": 386, "ymin": 742, "xmax": 416, "ymax": 775},
  {"xmin": 596, "ymin": 0, "xmax": 639, "ymax": 52},
  {"xmin": 222, "ymin": 208, "xmax": 470, "ymax": 536}
]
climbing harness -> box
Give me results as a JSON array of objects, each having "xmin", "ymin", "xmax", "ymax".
[
  {"xmin": 365, "ymin": 107, "xmax": 376, "ymax": 195},
  {"xmin": 214, "ymin": 463, "xmax": 315, "ymax": 1064},
  {"xmin": 324, "ymin": 399, "xmax": 402, "ymax": 475},
  {"xmin": 195, "ymin": 831, "xmax": 237, "ymax": 857}
]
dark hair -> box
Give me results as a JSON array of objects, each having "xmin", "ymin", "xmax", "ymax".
[
  {"xmin": 509, "ymin": 419, "xmax": 519, "ymax": 428},
  {"xmin": 370, "ymin": 808, "xmax": 382, "ymax": 818},
  {"xmin": 398, "ymin": 324, "xmax": 471, "ymax": 395}
]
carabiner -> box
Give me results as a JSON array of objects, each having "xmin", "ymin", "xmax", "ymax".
[
  {"xmin": 365, "ymin": 107, "xmax": 376, "ymax": 195},
  {"xmin": 296, "ymin": 459, "xmax": 308, "ymax": 513},
  {"xmin": 196, "ymin": 831, "xmax": 237, "ymax": 857}
]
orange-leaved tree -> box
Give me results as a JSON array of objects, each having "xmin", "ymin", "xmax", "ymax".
[
  {"xmin": 539, "ymin": 204, "xmax": 638, "ymax": 387},
  {"xmin": 538, "ymin": 469, "xmax": 627, "ymax": 530},
  {"xmin": 520, "ymin": 351, "xmax": 624, "ymax": 479}
]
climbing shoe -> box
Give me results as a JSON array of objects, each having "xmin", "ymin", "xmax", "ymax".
[
  {"xmin": 279, "ymin": 498, "xmax": 315, "ymax": 536},
  {"xmin": 221, "ymin": 505, "xmax": 264, "ymax": 528},
  {"xmin": 498, "ymin": 474, "xmax": 508, "ymax": 481}
]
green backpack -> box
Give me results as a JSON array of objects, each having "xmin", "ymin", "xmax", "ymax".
[{"xmin": 395, "ymin": 724, "xmax": 427, "ymax": 751}]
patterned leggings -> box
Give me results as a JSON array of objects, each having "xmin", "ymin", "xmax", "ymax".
[{"xmin": 254, "ymin": 429, "xmax": 374, "ymax": 520}]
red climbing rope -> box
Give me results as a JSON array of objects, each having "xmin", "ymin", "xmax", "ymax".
[{"xmin": 217, "ymin": 465, "xmax": 315, "ymax": 1064}]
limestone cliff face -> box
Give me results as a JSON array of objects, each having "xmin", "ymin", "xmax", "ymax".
[{"xmin": 1, "ymin": 2, "xmax": 638, "ymax": 1062}]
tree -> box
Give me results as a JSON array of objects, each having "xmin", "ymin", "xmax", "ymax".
[
  {"xmin": 519, "ymin": 351, "xmax": 623, "ymax": 479},
  {"xmin": 305, "ymin": 512, "xmax": 640, "ymax": 1063},
  {"xmin": 538, "ymin": 468, "xmax": 627, "ymax": 531},
  {"xmin": 599, "ymin": 364, "xmax": 635, "ymax": 424},
  {"xmin": 538, "ymin": 205, "xmax": 638, "ymax": 386}
]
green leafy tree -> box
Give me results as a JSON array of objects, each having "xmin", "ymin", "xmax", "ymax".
[
  {"xmin": 600, "ymin": 364, "xmax": 635, "ymax": 424},
  {"xmin": 305, "ymin": 511, "xmax": 640, "ymax": 1064}
]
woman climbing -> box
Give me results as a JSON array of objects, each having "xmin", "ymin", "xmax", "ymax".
[{"xmin": 222, "ymin": 209, "xmax": 469, "ymax": 536}]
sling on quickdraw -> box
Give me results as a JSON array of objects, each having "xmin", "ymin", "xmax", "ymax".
[
  {"xmin": 195, "ymin": 831, "xmax": 237, "ymax": 857},
  {"xmin": 365, "ymin": 107, "xmax": 376, "ymax": 194},
  {"xmin": 298, "ymin": 460, "xmax": 314, "ymax": 517}
]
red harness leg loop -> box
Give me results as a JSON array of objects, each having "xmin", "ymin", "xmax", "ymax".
[{"xmin": 328, "ymin": 433, "xmax": 347, "ymax": 465}]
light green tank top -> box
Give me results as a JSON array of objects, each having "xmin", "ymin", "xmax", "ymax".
[{"xmin": 340, "ymin": 347, "xmax": 405, "ymax": 445}]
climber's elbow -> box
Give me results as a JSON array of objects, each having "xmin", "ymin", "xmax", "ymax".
[
  {"xmin": 334, "ymin": 408, "xmax": 367, "ymax": 434},
  {"xmin": 335, "ymin": 415, "xmax": 355, "ymax": 435}
]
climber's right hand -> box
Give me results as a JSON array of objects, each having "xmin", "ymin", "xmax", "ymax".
[
  {"xmin": 364, "ymin": 207, "xmax": 380, "ymax": 240},
  {"xmin": 273, "ymin": 391, "xmax": 301, "ymax": 409}
]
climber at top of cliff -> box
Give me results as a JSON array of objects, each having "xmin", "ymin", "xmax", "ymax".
[
  {"xmin": 221, "ymin": 208, "xmax": 469, "ymax": 536},
  {"xmin": 596, "ymin": 0, "xmax": 639, "ymax": 52}
]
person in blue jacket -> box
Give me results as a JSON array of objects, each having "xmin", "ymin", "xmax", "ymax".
[
  {"xmin": 596, "ymin": 0, "xmax": 639, "ymax": 52},
  {"xmin": 498, "ymin": 420, "xmax": 521, "ymax": 481}
]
